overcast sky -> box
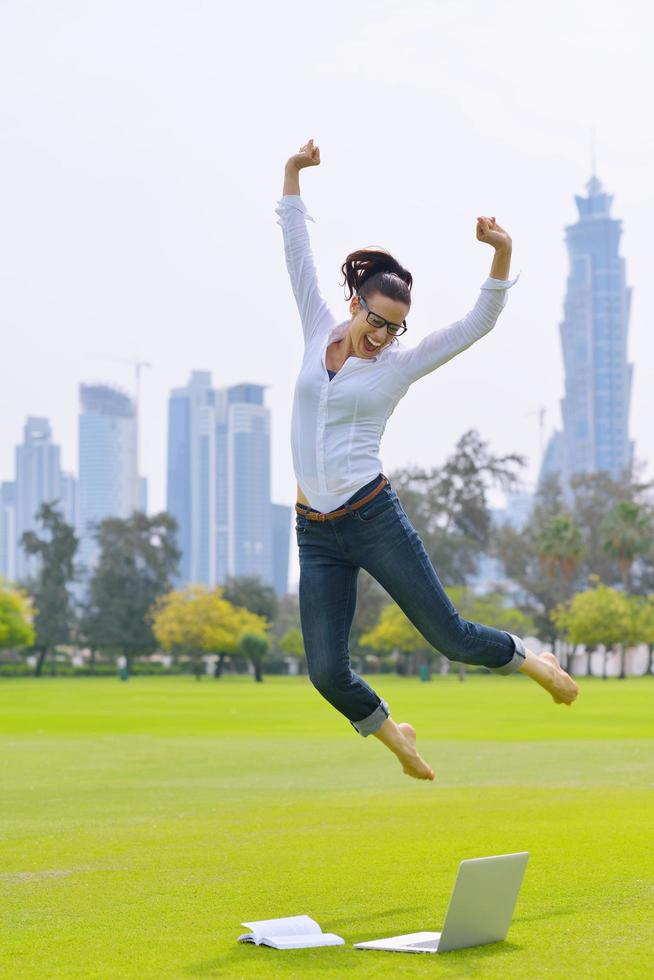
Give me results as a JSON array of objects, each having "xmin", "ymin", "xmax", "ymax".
[{"xmin": 1, "ymin": 0, "xmax": 652, "ymax": 588}]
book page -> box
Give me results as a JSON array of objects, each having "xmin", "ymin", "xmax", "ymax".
[
  {"xmin": 239, "ymin": 915, "xmax": 321, "ymax": 942},
  {"xmin": 264, "ymin": 933, "xmax": 344, "ymax": 949}
]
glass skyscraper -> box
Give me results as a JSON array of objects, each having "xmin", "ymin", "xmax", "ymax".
[
  {"xmin": 271, "ymin": 503, "xmax": 292, "ymax": 597},
  {"xmin": 1, "ymin": 419, "xmax": 76, "ymax": 583},
  {"xmin": 0, "ymin": 481, "xmax": 17, "ymax": 582},
  {"xmin": 78, "ymin": 384, "xmax": 139, "ymax": 572},
  {"xmin": 540, "ymin": 174, "xmax": 634, "ymax": 495},
  {"xmin": 226, "ymin": 384, "xmax": 273, "ymax": 584},
  {"xmin": 166, "ymin": 371, "xmax": 217, "ymax": 585},
  {"xmin": 167, "ymin": 375, "xmax": 286, "ymax": 592},
  {"xmin": 14, "ymin": 417, "xmax": 63, "ymax": 580}
]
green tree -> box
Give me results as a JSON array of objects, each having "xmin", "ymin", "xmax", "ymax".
[
  {"xmin": 0, "ymin": 582, "xmax": 35, "ymax": 649},
  {"xmin": 85, "ymin": 512, "xmax": 180, "ymax": 674},
  {"xmin": 444, "ymin": 586, "xmax": 536, "ymax": 678},
  {"xmin": 551, "ymin": 580, "xmax": 632, "ymax": 679},
  {"xmin": 278, "ymin": 626, "xmax": 305, "ymax": 670},
  {"xmin": 492, "ymin": 476, "xmax": 578, "ymax": 644},
  {"xmin": 448, "ymin": 586, "xmax": 536, "ymax": 637},
  {"xmin": 239, "ymin": 631, "xmax": 270, "ymax": 683},
  {"xmin": 391, "ymin": 429, "xmax": 525, "ymax": 586},
  {"xmin": 20, "ymin": 502, "xmax": 77, "ymax": 676},
  {"xmin": 629, "ymin": 594, "xmax": 654, "ymax": 676},
  {"xmin": 269, "ymin": 592, "xmax": 302, "ymax": 672},
  {"xmin": 222, "ymin": 575, "xmax": 278, "ymax": 622},
  {"xmin": 361, "ymin": 603, "xmax": 433, "ymax": 675},
  {"xmin": 570, "ymin": 469, "xmax": 654, "ymax": 588},
  {"xmin": 349, "ymin": 570, "xmax": 392, "ymax": 666},
  {"xmin": 601, "ymin": 500, "xmax": 653, "ymax": 593},
  {"xmin": 150, "ymin": 585, "xmax": 267, "ymax": 679},
  {"xmin": 493, "ymin": 469, "xmax": 654, "ymax": 643},
  {"xmin": 536, "ymin": 514, "xmax": 584, "ymax": 587}
]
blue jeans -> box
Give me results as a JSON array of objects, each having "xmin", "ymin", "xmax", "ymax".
[{"xmin": 296, "ymin": 474, "xmax": 526, "ymax": 736}]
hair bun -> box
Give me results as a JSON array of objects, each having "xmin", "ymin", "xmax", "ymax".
[{"xmin": 340, "ymin": 247, "xmax": 413, "ymax": 301}]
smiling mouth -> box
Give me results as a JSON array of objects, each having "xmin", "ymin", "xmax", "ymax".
[{"xmin": 363, "ymin": 335, "xmax": 383, "ymax": 354}]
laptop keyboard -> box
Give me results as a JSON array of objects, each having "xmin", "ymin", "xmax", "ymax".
[{"xmin": 407, "ymin": 939, "xmax": 440, "ymax": 950}]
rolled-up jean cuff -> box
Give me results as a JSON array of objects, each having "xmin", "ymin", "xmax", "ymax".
[
  {"xmin": 350, "ymin": 699, "xmax": 390, "ymax": 737},
  {"xmin": 493, "ymin": 633, "xmax": 527, "ymax": 675}
]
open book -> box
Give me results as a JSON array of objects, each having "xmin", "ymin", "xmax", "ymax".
[{"xmin": 238, "ymin": 915, "xmax": 344, "ymax": 949}]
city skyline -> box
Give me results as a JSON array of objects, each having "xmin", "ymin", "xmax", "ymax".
[
  {"xmin": 2, "ymin": 2, "xmax": 654, "ymax": 594},
  {"xmin": 0, "ymin": 168, "xmax": 648, "ymax": 590},
  {"xmin": 0, "ymin": 375, "xmax": 291, "ymax": 595}
]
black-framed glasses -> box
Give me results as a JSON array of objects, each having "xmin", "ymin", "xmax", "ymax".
[{"xmin": 358, "ymin": 296, "xmax": 407, "ymax": 336}]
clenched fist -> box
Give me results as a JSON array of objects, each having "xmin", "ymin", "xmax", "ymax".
[
  {"xmin": 476, "ymin": 215, "xmax": 512, "ymax": 251},
  {"xmin": 286, "ymin": 138, "xmax": 321, "ymax": 171}
]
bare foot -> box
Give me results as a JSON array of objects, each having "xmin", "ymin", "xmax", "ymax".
[
  {"xmin": 538, "ymin": 652, "xmax": 579, "ymax": 705},
  {"xmin": 396, "ymin": 722, "xmax": 435, "ymax": 780},
  {"xmin": 372, "ymin": 717, "xmax": 435, "ymax": 781}
]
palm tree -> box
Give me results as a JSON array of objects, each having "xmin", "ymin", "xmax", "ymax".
[
  {"xmin": 536, "ymin": 514, "xmax": 584, "ymax": 667},
  {"xmin": 601, "ymin": 502, "xmax": 654, "ymax": 679},
  {"xmin": 601, "ymin": 501, "xmax": 654, "ymax": 595}
]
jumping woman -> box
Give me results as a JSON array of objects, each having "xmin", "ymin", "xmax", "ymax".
[{"xmin": 278, "ymin": 138, "xmax": 579, "ymax": 782}]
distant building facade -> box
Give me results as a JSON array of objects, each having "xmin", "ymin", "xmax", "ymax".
[
  {"xmin": 14, "ymin": 417, "xmax": 62, "ymax": 580},
  {"xmin": 167, "ymin": 374, "xmax": 288, "ymax": 592},
  {"xmin": 78, "ymin": 384, "xmax": 139, "ymax": 571},
  {"xmin": 540, "ymin": 175, "xmax": 634, "ymax": 497},
  {"xmin": 0, "ymin": 419, "xmax": 77, "ymax": 583},
  {"xmin": 0, "ymin": 481, "xmax": 17, "ymax": 582},
  {"xmin": 60, "ymin": 471, "xmax": 78, "ymax": 530},
  {"xmin": 226, "ymin": 384, "xmax": 273, "ymax": 584},
  {"xmin": 167, "ymin": 371, "xmax": 217, "ymax": 585},
  {"xmin": 271, "ymin": 503, "xmax": 292, "ymax": 597}
]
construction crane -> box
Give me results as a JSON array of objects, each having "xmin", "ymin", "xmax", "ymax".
[
  {"xmin": 86, "ymin": 355, "xmax": 152, "ymax": 404},
  {"xmin": 524, "ymin": 406, "xmax": 547, "ymax": 460}
]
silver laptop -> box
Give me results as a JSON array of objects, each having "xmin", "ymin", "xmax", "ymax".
[{"xmin": 354, "ymin": 852, "xmax": 529, "ymax": 954}]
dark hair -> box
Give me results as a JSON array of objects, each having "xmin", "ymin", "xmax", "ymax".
[{"xmin": 340, "ymin": 248, "xmax": 413, "ymax": 309}]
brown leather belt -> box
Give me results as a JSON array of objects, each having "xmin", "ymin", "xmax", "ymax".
[{"xmin": 295, "ymin": 476, "xmax": 390, "ymax": 523}]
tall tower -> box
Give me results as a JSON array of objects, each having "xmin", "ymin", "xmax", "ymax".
[
  {"xmin": 166, "ymin": 371, "xmax": 217, "ymax": 585},
  {"xmin": 0, "ymin": 481, "xmax": 17, "ymax": 582},
  {"xmin": 166, "ymin": 376, "xmax": 277, "ymax": 589},
  {"xmin": 15, "ymin": 417, "xmax": 63, "ymax": 580},
  {"xmin": 225, "ymin": 384, "xmax": 273, "ymax": 585},
  {"xmin": 540, "ymin": 174, "xmax": 634, "ymax": 494},
  {"xmin": 78, "ymin": 385, "xmax": 138, "ymax": 571}
]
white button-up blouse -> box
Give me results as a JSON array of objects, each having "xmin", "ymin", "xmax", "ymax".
[{"xmin": 276, "ymin": 194, "xmax": 519, "ymax": 514}]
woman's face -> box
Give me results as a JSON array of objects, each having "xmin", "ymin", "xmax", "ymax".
[{"xmin": 348, "ymin": 291, "xmax": 410, "ymax": 358}]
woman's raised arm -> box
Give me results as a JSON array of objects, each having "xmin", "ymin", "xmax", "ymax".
[
  {"xmin": 276, "ymin": 139, "xmax": 335, "ymax": 343},
  {"xmin": 394, "ymin": 215, "xmax": 519, "ymax": 385}
]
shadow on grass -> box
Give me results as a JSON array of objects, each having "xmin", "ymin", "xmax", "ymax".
[
  {"xmin": 514, "ymin": 906, "xmax": 577, "ymax": 923},
  {"xmin": 185, "ymin": 940, "xmax": 524, "ymax": 977},
  {"xmin": 328, "ymin": 904, "xmax": 425, "ymax": 928}
]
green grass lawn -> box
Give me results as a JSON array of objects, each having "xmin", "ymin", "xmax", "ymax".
[{"xmin": 1, "ymin": 673, "xmax": 653, "ymax": 979}]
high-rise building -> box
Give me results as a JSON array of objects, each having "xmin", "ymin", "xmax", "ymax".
[
  {"xmin": 226, "ymin": 384, "xmax": 273, "ymax": 584},
  {"xmin": 78, "ymin": 384, "xmax": 139, "ymax": 571},
  {"xmin": 138, "ymin": 476, "xmax": 148, "ymax": 514},
  {"xmin": 15, "ymin": 417, "xmax": 63, "ymax": 580},
  {"xmin": 166, "ymin": 371, "xmax": 217, "ymax": 584},
  {"xmin": 540, "ymin": 174, "xmax": 634, "ymax": 496},
  {"xmin": 166, "ymin": 375, "xmax": 283, "ymax": 589},
  {"xmin": 60, "ymin": 472, "xmax": 78, "ymax": 531},
  {"xmin": 0, "ymin": 481, "xmax": 17, "ymax": 582},
  {"xmin": 271, "ymin": 503, "xmax": 292, "ymax": 596}
]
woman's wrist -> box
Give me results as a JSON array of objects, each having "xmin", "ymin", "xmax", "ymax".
[
  {"xmin": 283, "ymin": 161, "xmax": 301, "ymax": 197},
  {"xmin": 489, "ymin": 245, "xmax": 512, "ymax": 280}
]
